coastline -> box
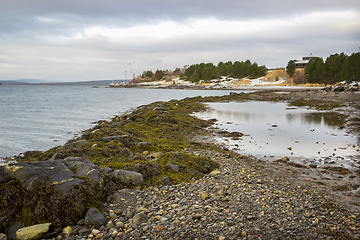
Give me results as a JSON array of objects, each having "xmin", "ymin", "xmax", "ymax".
[{"xmin": 1, "ymin": 88, "xmax": 360, "ymax": 239}]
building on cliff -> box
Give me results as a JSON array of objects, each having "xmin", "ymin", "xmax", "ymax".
[{"xmin": 294, "ymin": 53, "xmax": 318, "ymax": 68}]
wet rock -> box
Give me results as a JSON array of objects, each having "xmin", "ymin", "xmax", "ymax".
[
  {"xmin": 127, "ymin": 163, "xmax": 161, "ymax": 179},
  {"xmin": 4, "ymin": 160, "xmax": 84, "ymax": 193},
  {"xmin": 165, "ymin": 163, "xmax": 180, "ymax": 172},
  {"xmin": 132, "ymin": 212, "xmax": 148, "ymax": 225},
  {"xmin": 102, "ymin": 167, "xmax": 113, "ymax": 173},
  {"xmin": 49, "ymin": 153, "xmax": 62, "ymax": 161},
  {"xmin": 7, "ymin": 221, "xmax": 23, "ymax": 240},
  {"xmin": 102, "ymin": 136, "xmax": 123, "ymax": 142},
  {"xmin": 119, "ymin": 135, "xmax": 139, "ymax": 148},
  {"xmin": 114, "ymin": 170, "xmax": 143, "ymax": 185},
  {"xmin": 136, "ymin": 142, "xmax": 149, "ymax": 152},
  {"xmin": 59, "ymin": 139, "xmax": 88, "ymax": 151},
  {"xmin": 63, "ymin": 157, "xmax": 102, "ymax": 183},
  {"xmin": 84, "ymin": 208, "xmax": 107, "ymax": 228},
  {"xmin": 161, "ymin": 176, "xmax": 171, "ymax": 184},
  {"xmin": 0, "ymin": 166, "xmax": 5, "ymax": 184},
  {"xmin": 333, "ymin": 85, "xmax": 345, "ymax": 92},
  {"xmin": 16, "ymin": 223, "xmax": 51, "ymax": 240},
  {"xmin": 309, "ymin": 164, "xmax": 318, "ymax": 168}
]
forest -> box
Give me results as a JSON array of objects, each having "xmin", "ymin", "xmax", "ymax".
[
  {"xmin": 287, "ymin": 52, "xmax": 360, "ymax": 84},
  {"xmin": 141, "ymin": 60, "xmax": 267, "ymax": 82}
]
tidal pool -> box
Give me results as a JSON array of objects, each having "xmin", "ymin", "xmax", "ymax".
[{"xmin": 196, "ymin": 101, "xmax": 360, "ymax": 169}]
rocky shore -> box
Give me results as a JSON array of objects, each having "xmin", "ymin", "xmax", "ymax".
[
  {"xmin": 50, "ymin": 149, "xmax": 359, "ymax": 240},
  {"xmin": 1, "ymin": 88, "xmax": 359, "ymax": 239}
]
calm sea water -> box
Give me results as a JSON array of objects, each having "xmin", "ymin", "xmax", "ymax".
[
  {"xmin": 195, "ymin": 102, "xmax": 360, "ymax": 169},
  {"xmin": 0, "ymin": 85, "xmax": 246, "ymax": 159}
]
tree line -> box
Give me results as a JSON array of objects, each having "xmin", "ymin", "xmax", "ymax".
[
  {"xmin": 141, "ymin": 60, "xmax": 267, "ymax": 82},
  {"xmin": 184, "ymin": 60, "xmax": 267, "ymax": 82},
  {"xmin": 286, "ymin": 52, "xmax": 360, "ymax": 84}
]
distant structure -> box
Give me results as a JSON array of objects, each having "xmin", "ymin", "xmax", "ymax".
[{"xmin": 293, "ymin": 53, "xmax": 318, "ymax": 68}]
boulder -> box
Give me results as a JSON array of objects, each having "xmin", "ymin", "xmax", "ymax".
[
  {"xmin": 84, "ymin": 208, "xmax": 107, "ymax": 228},
  {"xmin": 102, "ymin": 167, "xmax": 113, "ymax": 173},
  {"xmin": 114, "ymin": 170, "xmax": 143, "ymax": 185},
  {"xmin": 4, "ymin": 160, "xmax": 83, "ymax": 193},
  {"xmin": 62, "ymin": 157, "xmax": 102, "ymax": 183},
  {"xmin": 4, "ymin": 157, "xmax": 102, "ymax": 193},
  {"xmin": 16, "ymin": 223, "xmax": 51, "ymax": 240},
  {"xmin": 132, "ymin": 212, "xmax": 148, "ymax": 225},
  {"xmin": 59, "ymin": 139, "xmax": 88, "ymax": 151}
]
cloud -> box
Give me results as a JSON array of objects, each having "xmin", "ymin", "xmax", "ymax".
[{"xmin": 0, "ymin": 0, "xmax": 359, "ymax": 81}]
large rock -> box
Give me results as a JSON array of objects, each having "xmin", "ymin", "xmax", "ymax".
[
  {"xmin": 4, "ymin": 160, "xmax": 83, "ymax": 193},
  {"xmin": 62, "ymin": 157, "xmax": 102, "ymax": 183},
  {"xmin": 16, "ymin": 223, "xmax": 51, "ymax": 240},
  {"xmin": 4, "ymin": 157, "xmax": 102, "ymax": 193},
  {"xmin": 114, "ymin": 170, "xmax": 143, "ymax": 185},
  {"xmin": 84, "ymin": 208, "xmax": 107, "ymax": 228}
]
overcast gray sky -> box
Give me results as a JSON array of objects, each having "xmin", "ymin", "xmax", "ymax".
[{"xmin": 1, "ymin": 0, "xmax": 359, "ymax": 81}]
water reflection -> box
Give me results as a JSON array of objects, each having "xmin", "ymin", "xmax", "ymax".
[
  {"xmin": 195, "ymin": 101, "xmax": 359, "ymax": 169},
  {"xmin": 301, "ymin": 112, "xmax": 346, "ymax": 128}
]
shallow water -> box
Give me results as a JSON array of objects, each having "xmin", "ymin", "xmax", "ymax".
[{"xmin": 195, "ymin": 101, "xmax": 360, "ymax": 169}]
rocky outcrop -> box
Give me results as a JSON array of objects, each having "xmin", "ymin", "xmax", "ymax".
[
  {"xmin": 114, "ymin": 170, "xmax": 143, "ymax": 185},
  {"xmin": 323, "ymin": 81, "xmax": 359, "ymax": 92},
  {"xmin": 1, "ymin": 158, "xmax": 108, "ymax": 231},
  {"xmin": 16, "ymin": 223, "xmax": 51, "ymax": 240},
  {"xmin": 3, "ymin": 157, "xmax": 102, "ymax": 193},
  {"xmin": 4, "ymin": 160, "xmax": 83, "ymax": 193}
]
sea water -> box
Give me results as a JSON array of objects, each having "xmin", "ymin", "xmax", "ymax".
[{"xmin": 0, "ymin": 85, "xmax": 246, "ymax": 160}]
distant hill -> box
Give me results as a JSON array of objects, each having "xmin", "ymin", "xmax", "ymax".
[{"xmin": 0, "ymin": 79, "xmax": 51, "ymax": 85}]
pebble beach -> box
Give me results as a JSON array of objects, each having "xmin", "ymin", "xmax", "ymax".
[{"xmin": 55, "ymin": 149, "xmax": 360, "ymax": 240}]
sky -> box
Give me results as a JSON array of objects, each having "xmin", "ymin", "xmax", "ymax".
[{"xmin": 1, "ymin": 0, "xmax": 359, "ymax": 82}]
